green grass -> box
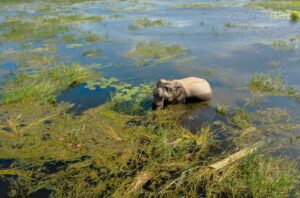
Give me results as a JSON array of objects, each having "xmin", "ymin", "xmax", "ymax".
[
  {"xmin": 126, "ymin": 41, "xmax": 185, "ymax": 66},
  {"xmin": 290, "ymin": 11, "xmax": 300, "ymax": 21},
  {"xmin": 248, "ymin": 72, "xmax": 299, "ymax": 99},
  {"xmin": 128, "ymin": 17, "xmax": 168, "ymax": 30},
  {"xmin": 0, "ymin": 64, "xmax": 97, "ymax": 104},
  {"xmin": 202, "ymin": 152, "xmax": 298, "ymax": 198},
  {"xmin": 246, "ymin": 0, "xmax": 300, "ymax": 12}
]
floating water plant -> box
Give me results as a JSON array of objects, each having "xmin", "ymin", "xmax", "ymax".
[
  {"xmin": 126, "ymin": 41, "xmax": 185, "ymax": 66},
  {"xmin": 128, "ymin": 17, "xmax": 168, "ymax": 30},
  {"xmin": 111, "ymin": 83, "xmax": 153, "ymax": 115}
]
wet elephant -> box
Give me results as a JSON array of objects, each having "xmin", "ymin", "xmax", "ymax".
[{"xmin": 153, "ymin": 77, "xmax": 212, "ymax": 109}]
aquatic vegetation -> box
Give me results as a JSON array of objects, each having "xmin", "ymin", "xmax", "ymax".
[
  {"xmin": 81, "ymin": 49, "xmax": 102, "ymax": 57},
  {"xmin": 0, "ymin": 20, "xmax": 68, "ymax": 42},
  {"xmin": 174, "ymin": 3, "xmax": 222, "ymax": 8},
  {"xmin": 215, "ymin": 104, "xmax": 228, "ymax": 116},
  {"xmin": 224, "ymin": 22, "xmax": 237, "ymax": 28},
  {"xmin": 62, "ymin": 35, "xmax": 76, "ymax": 43},
  {"xmin": 1, "ymin": 48, "xmax": 57, "ymax": 71},
  {"xmin": 271, "ymin": 40, "xmax": 295, "ymax": 51},
  {"xmin": 85, "ymin": 32, "xmax": 103, "ymax": 43},
  {"xmin": 0, "ymin": 64, "xmax": 97, "ymax": 104},
  {"xmin": 232, "ymin": 109, "xmax": 252, "ymax": 129},
  {"xmin": 111, "ymin": 83, "xmax": 153, "ymax": 115},
  {"xmin": 0, "ymin": 14, "xmax": 102, "ymax": 42},
  {"xmin": 126, "ymin": 41, "xmax": 185, "ymax": 66},
  {"xmin": 109, "ymin": 13, "xmax": 125, "ymax": 19},
  {"xmin": 199, "ymin": 152, "xmax": 298, "ymax": 198},
  {"xmin": 290, "ymin": 11, "xmax": 300, "ymax": 21},
  {"xmin": 128, "ymin": 17, "xmax": 168, "ymax": 30},
  {"xmin": 248, "ymin": 72, "xmax": 299, "ymax": 99},
  {"xmin": 246, "ymin": 0, "xmax": 300, "ymax": 12}
]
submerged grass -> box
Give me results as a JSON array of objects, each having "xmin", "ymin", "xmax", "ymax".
[{"xmin": 127, "ymin": 41, "xmax": 185, "ymax": 66}]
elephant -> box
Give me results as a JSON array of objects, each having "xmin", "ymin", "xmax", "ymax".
[{"xmin": 153, "ymin": 77, "xmax": 212, "ymax": 109}]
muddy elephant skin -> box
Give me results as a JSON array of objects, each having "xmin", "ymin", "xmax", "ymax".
[{"xmin": 153, "ymin": 77, "xmax": 212, "ymax": 109}]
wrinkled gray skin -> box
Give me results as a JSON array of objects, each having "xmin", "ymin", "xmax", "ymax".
[{"xmin": 153, "ymin": 77, "xmax": 212, "ymax": 109}]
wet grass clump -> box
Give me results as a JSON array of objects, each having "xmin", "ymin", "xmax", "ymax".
[
  {"xmin": 291, "ymin": 11, "xmax": 300, "ymax": 22},
  {"xmin": 128, "ymin": 17, "xmax": 168, "ymax": 30},
  {"xmin": 0, "ymin": 64, "xmax": 97, "ymax": 104},
  {"xmin": 201, "ymin": 152, "xmax": 298, "ymax": 198},
  {"xmin": 249, "ymin": 72, "xmax": 299, "ymax": 99},
  {"xmin": 127, "ymin": 41, "xmax": 185, "ymax": 66}
]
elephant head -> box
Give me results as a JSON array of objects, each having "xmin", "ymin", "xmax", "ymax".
[{"xmin": 153, "ymin": 79, "xmax": 184, "ymax": 109}]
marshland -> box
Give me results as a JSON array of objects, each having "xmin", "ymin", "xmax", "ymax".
[{"xmin": 0, "ymin": 0, "xmax": 300, "ymax": 197}]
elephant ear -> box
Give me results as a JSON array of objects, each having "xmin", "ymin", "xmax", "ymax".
[{"xmin": 157, "ymin": 79, "xmax": 167, "ymax": 87}]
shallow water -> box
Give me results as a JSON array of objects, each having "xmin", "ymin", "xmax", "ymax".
[{"xmin": 0, "ymin": 0, "xmax": 300, "ymax": 195}]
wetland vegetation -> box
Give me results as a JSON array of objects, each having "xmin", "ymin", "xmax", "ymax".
[{"xmin": 0, "ymin": 0, "xmax": 300, "ymax": 197}]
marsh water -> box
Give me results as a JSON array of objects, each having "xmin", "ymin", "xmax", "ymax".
[{"xmin": 1, "ymin": 0, "xmax": 300, "ymax": 194}]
